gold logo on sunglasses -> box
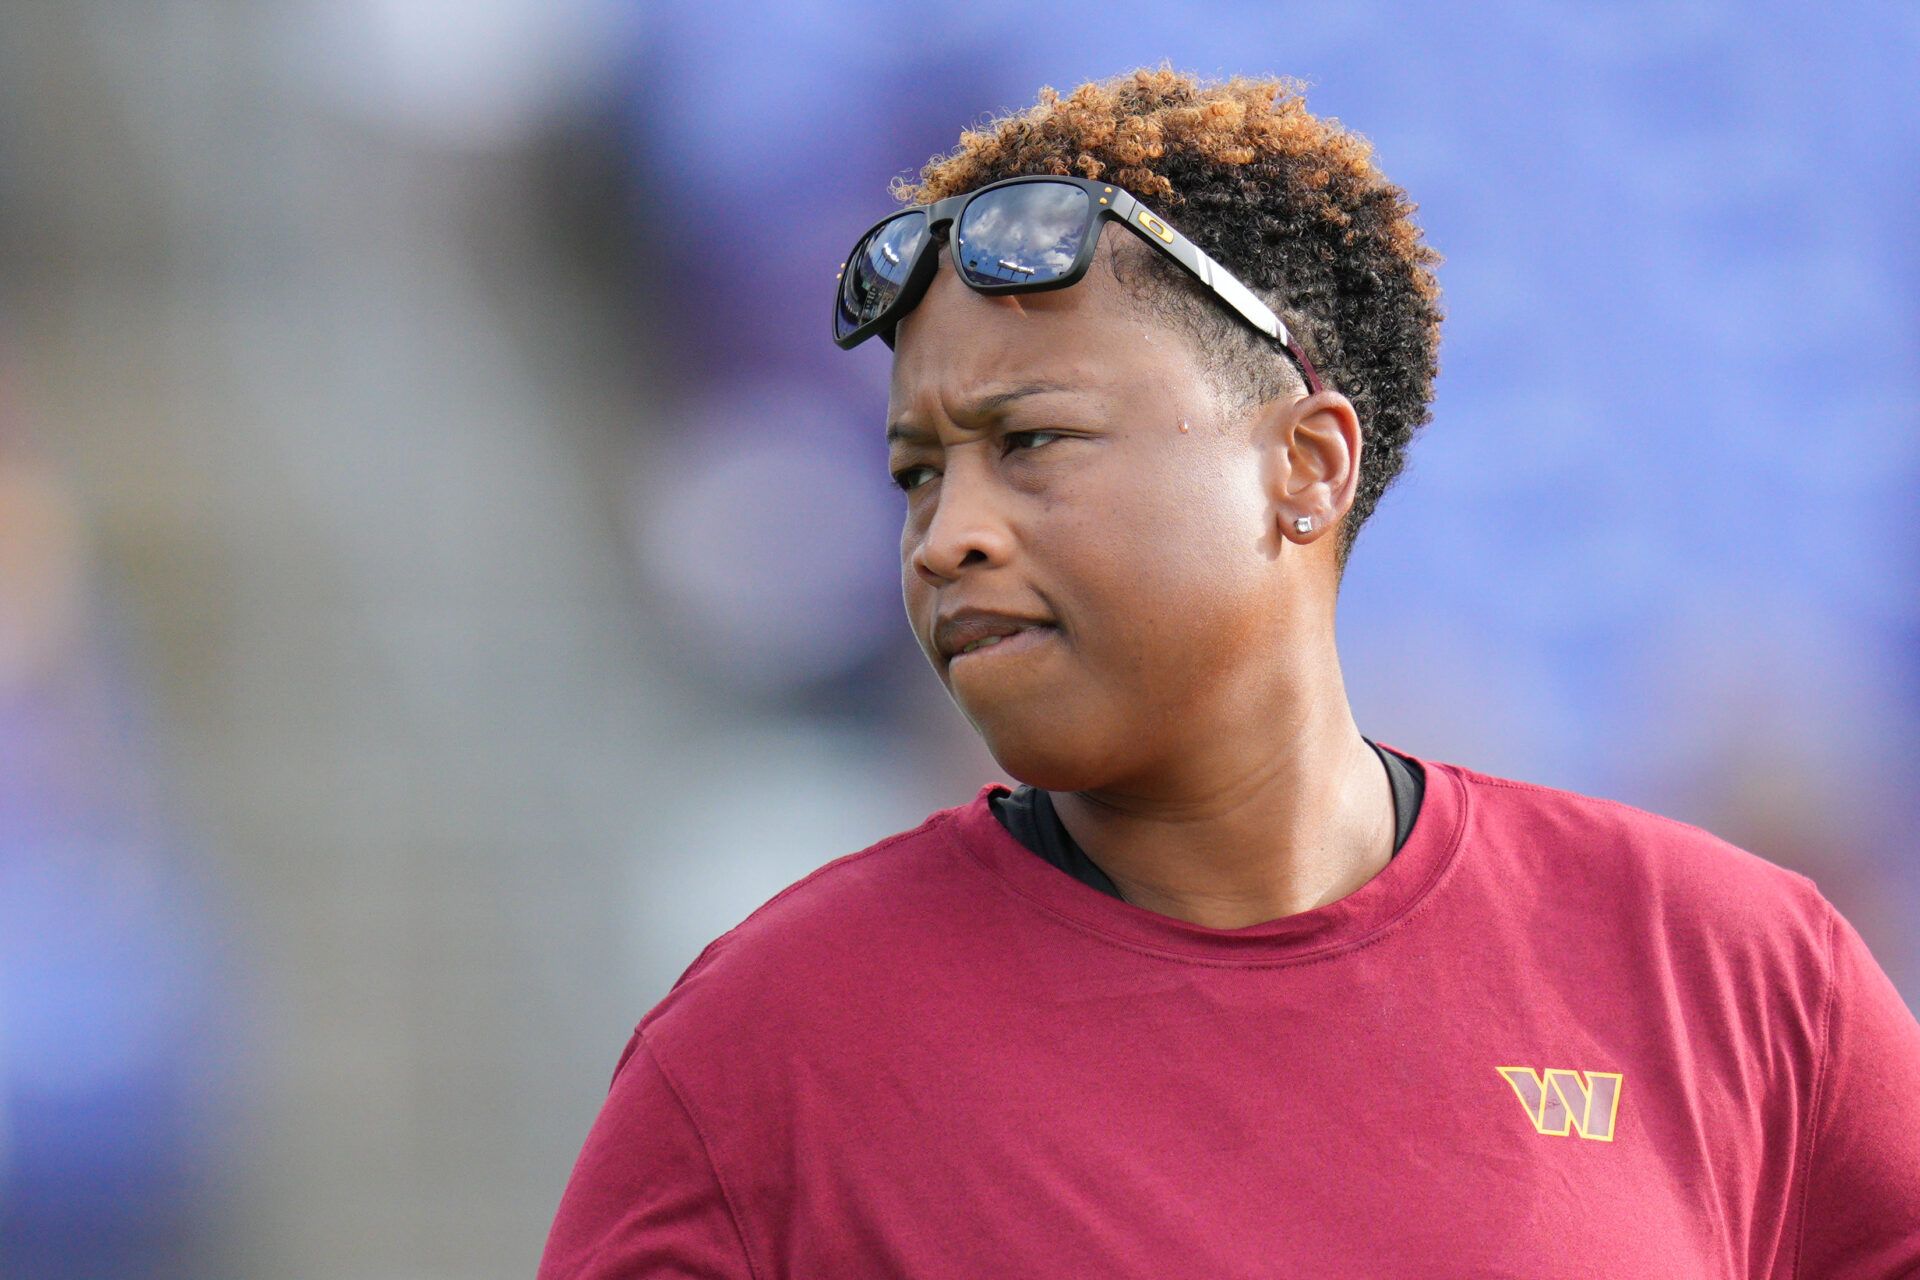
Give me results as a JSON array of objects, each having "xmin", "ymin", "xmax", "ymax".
[{"xmin": 1136, "ymin": 210, "xmax": 1176, "ymax": 243}]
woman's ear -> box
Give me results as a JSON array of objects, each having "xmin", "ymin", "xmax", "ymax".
[{"xmin": 1257, "ymin": 389, "xmax": 1363, "ymax": 545}]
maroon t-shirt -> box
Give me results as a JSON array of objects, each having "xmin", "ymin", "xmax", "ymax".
[{"xmin": 538, "ymin": 748, "xmax": 1920, "ymax": 1277}]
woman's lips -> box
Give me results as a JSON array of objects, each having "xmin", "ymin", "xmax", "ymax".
[{"xmin": 950, "ymin": 623, "xmax": 1057, "ymax": 665}]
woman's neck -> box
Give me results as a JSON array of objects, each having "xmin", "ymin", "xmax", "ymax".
[{"xmin": 1049, "ymin": 704, "xmax": 1396, "ymax": 930}]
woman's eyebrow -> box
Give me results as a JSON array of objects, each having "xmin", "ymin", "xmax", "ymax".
[{"xmin": 886, "ymin": 381, "xmax": 1082, "ymax": 444}]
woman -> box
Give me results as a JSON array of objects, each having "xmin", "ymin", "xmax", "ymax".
[{"xmin": 540, "ymin": 67, "xmax": 1920, "ymax": 1277}]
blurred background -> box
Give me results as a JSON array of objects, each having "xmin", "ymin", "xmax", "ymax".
[{"xmin": 0, "ymin": 0, "xmax": 1913, "ymax": 1275}]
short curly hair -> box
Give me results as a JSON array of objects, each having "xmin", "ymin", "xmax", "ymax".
[{"xmin": 890, "ymin": 65, "xmax": 1443, "ymax": 572}]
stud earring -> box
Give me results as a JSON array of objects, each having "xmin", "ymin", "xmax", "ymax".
[{"xmin": 1293, "ymin": 516, "xmax": 1314, "ymax": 534}]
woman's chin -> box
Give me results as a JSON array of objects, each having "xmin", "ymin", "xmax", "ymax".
[{"xmin": 967, "ymin": 718, "xmax": 1117, "ymax": 793}]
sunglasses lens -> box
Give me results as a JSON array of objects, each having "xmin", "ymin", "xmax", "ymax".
[
  {"xmin": 955, "ymin": 182, "xmax": 1092, "ymax": 287},
  {"xmin": 837, "ymin": 212, "xmax": 928, "ymax": 340}
]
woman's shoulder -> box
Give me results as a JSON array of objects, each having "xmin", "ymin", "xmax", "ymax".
[
  {"xmin": 632, "ymin": 792, "xmax": 987, "ymax": 1052},
  {"xmin": 1436, "ymin": 753, "xmax": 1832, "ymax": 961}
]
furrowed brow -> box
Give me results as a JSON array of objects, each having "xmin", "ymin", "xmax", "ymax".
[
  {"xmin": 886, "ymin": 381, "xmax": 1080, "ymax": 445},
  {"xmin": 886, "ymin": 421, "xmax": 933, "ymax": 445}
]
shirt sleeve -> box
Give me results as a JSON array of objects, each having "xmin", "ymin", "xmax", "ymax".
[
  {"xmin": 537, "ymin": 1028, "xmax": 755, "ymax": 1279},
  {"xmin": 1791, "ymin": 899, "xmax": 1920, "ymax": 1278}
]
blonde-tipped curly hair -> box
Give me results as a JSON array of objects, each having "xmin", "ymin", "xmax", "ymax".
[{"xmin": 893, "ymin": 64, "xmax": 1444, "ymax": 568}]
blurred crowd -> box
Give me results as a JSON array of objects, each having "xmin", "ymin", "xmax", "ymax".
[{"xmin": 0, "ymin": 1, "xmax": 1913, "ymax": 1276}]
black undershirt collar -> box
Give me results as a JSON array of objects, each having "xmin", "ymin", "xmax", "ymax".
[{"xmin": 988, "ymin": 737, "xmax": 1425, "ymax": 903}]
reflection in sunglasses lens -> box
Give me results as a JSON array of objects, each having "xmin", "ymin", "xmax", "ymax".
[
  {"xmin": 956, "ymin": 182, "xmax": 1091, "ymax": 287},
  {"xmin": 837, "ymin": 212, "xmax": 928, "ymax": 338}
]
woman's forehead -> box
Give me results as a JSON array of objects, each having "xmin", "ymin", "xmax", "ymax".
[{"xmin": 889, "ymin": 256, "xmax": 1200, "ymax": 419}]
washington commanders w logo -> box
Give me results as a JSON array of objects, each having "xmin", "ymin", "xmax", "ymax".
[{"xmin": 1496, "ymin": 1067, "xmax": 1625, "ymax": 1142}]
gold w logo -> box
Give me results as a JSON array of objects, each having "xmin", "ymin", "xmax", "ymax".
[{"xmin": 1496, "ymin": 1066, "xmax": 1624, "ymax": 1142}]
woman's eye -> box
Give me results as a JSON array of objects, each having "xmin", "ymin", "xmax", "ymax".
[
  {"xmin": 891, "ymin": 431, "xmax": 1062, "ymax": 492},
  {"xmin": 1004, "ymin": 430, "xmax": 1062, "ymax": 452}
]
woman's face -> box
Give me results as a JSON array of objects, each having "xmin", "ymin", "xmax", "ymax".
[{"xmin": 886, "ymin": 231, "xmax": 1328, "ymax": 792}]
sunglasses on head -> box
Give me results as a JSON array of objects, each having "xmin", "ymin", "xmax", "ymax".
[{"xmin": 832, "ymin": 174, "xmax": 1324, "ymax": 395}]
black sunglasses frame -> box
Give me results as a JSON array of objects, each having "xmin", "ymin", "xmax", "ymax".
[{"xmin": 832, "ymin": 174, "xmax": 1323, "ymax": 396}]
